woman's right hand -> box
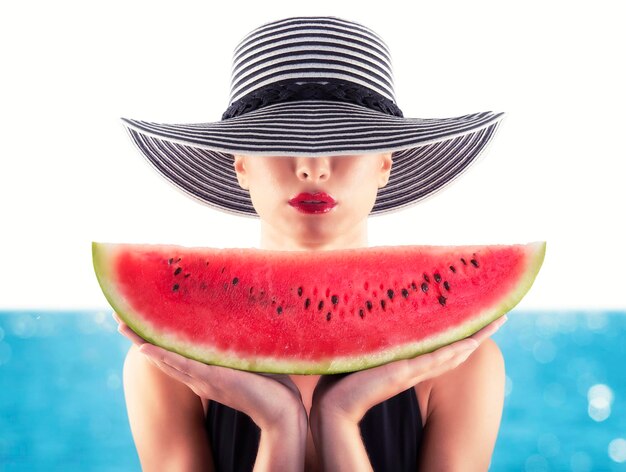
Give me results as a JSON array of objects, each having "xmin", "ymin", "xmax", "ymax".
[{"xmin": 113, "ymin": 312, "xmax": 307, "ymax": 432}]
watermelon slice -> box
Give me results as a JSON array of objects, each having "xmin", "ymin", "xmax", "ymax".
[{"xmin": 92, "ymin": 241, "xmax": 546, "ymax": 374}]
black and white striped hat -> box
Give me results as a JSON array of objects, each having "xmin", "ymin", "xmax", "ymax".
[{"xmin": 121, "ymin": 16, "xmax": 505, "ymax": 218}]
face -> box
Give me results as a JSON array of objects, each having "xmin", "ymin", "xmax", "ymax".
[{"xmin": 232, "ymin": 153, "xmax": 393, "ymax": 248}]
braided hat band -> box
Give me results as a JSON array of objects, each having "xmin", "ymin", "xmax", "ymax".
[{"xmin": 121, "ymin": 16, "xmax": 505, "ymax": 218}]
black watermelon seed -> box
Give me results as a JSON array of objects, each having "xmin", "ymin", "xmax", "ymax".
[
  {"xmin": 232, "ymin": 277, "xmax": 239, "ymax": 285},
  {"xmin": 277, "ymin": 306, "xmax": 283, "ymax": 314},
  {"xmin": 423, "ymin": 273, "xmax": 430, "ymax": 283},
  {"xmin": 421, "ymin": 283, "xmax": 429, "ymax": 293},
  {"xmin": 387, "ymin": 289, "xmax": 394, "ymax": 300},
  {"xmin": 168, "ymin": 258, "xmax": 174, "ymax": 265},
  {"xmin": 206, "ymin": 261, "xmax": 209, "ymax": 266},
  {"xmin": 434, "ymin": 273, "xmax": 441, "ymax": 283},
  {"xmin": 438, "ymin": 295, "xmax": 447, "ymax": 306},
  {"xmin": 326, "ymin": 312, "xmax": 332, "ymax": 321},
  {"xmin": 401, "ymin": 288, "xmax": 409, "ymax": 298},
  {"xmin": 172, "ymin": 284, "xmax": 179, "ymax": 291},
  {"xmin": 174, "ymin": 267, "xmax": 182, "ymax": 276},
  {"xmin": 318, "ymin": 300, "xmax": 324, "ymax": 310},
  {"xmin": 366, "ymin": 300, "xmax": 373, "ymax": 311},
  {"xmin": 380, "ymin": 299, "xmax": 386, "ymax": 310},
  {"xmin": 298, "ymin": 286, "xmax": 303, "ymax": 297},
  {"xmin": 359, "ymin": 308, "xmax": 365, "ymax": 318},
  {"xmin": 444, "ymin": 281, "xmax": 450, "ymax": 291},
  {"xmin": 305, "ymin": 298, "xmax": 311, "ymax": 309},
  {"xmin": 249, "ymin": 287, "xmax": 253, "ymax": 294},
  {"xmin": 411, "ymin": 282, "xmax": 417, "ymax": 291},
  {"xmin": 176, "ymin": 257, "xmax": 181, "ymax": 263},
  {"xmin": 221, "ymin": 267, "xmax": 225, "ymax": 273},
  {"xmin": 331, "ymin": 295, "xmax": 339, "ymax": 305},
  {"xmin": 184, "ymin": 273, "xmax": 190, "ymax": 278},
  {"xmin": 449, "ymin": 265, "xmax": 456, "ymax": 273},
  {"xmin": 461, "ymin": 258, "xmax": 467, "ymax": 265},
  {"xmin": 471, "ymin": 259, "xmax": 479, "ymax": 268}
]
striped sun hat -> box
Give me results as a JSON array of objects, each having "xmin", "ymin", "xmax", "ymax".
[{"xmin": 121, "ymin": 16, "xmax": 505, "ymax": 218}]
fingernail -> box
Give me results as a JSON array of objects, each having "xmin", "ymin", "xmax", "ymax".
[{"xmin": 465, "ymin": 339, "xmax": 479, "ymax": 350}]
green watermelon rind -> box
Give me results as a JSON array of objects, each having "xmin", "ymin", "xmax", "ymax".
[
  {"xmin": 93, "ymin": 242, "xmax": 199, "ymax": 355},
  {"xmin": 93, "ymin": 241, "xmax": 546, "ymax": 374}
]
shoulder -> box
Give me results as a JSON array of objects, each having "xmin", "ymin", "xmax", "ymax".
[
  {"xmin": 415, "ymin": 338, "xmax": 504, "ymax": 419},
  {"xmin": 448, "ymin": 337, "xmax": 504, "ymax": 380},
  {"xmin": 123, "ymin": 344, "xmax": 206, "ymax": 415},
  {"xmin": 429, "ymin": 338, "xmax": 505, "ymax": 407},
  {"xmin": 415, "ymin": 339, "xmax": 506, "ymax": 470},
  {"xmin": 123, "ymin": 345, "xmax": 214, "ymax": 471}
]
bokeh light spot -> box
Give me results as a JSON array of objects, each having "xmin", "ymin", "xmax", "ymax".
[
  {"xmin": 537, "ymin": 433, "xmax": 560, "ymax": 458},
  {"xmin": 533, "ymin": 339, "xmax": 556, "ymax": 363},
  {"xmin": 608, "ymin": 438, "xmax": 626, "ymax": 463},
  {"xmin": 587, "ymin": 384, "xmax": 613, "ymax": 407},
  {"xmin": 504, "ymin": 375, "xmax": 513, "ymax": 397},
  {"xmin": 107, "ymin": 371, "xmax": 121, "ymax": 390},
  {"xmin": 543, "ymin": 382, "xmax": 566, "ymax": 408},
  {"xmin": 570, "ymin": 451, "xmax": 592, "ymax": 472},
  {"xmin": 585, "ymin": 311, "xmax": 607, "ymax": 331},
  {"xmin": 10, "ymin": 313, "xmax": 36, "ymax": 338},
  {"xmin": 524, "ymin": 454, "xmax": 548, "ymax": 472}
]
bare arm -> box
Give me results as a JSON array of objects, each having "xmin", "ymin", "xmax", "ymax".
[
  {"xmin": 254, "ymin": 415, "xmax": 308, "ymax": 472},
  {"xmin": 310, "ymin": 411, "xmax": 374, "ymax": 472},
  {"xmin": 417, "ymin": 338, "xmax": 505, "ymax": 472},
  {"xmin": 123, "ymin": 344, "xmax": 215, "ymax": 472},
  {"xmin": 310, "ymin": 318, "xmax": 507, "ymax": 472},
  {"xmin": 118, "ymin": 313, "xmax": 307, "ymax": 472}
]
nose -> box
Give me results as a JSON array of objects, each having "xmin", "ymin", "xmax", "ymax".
[{"xmin": 294, "ymin": 156, "xmax": 330, "ymax": 182}]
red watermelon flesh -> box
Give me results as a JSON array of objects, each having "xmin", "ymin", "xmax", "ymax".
[{"xmin": 92, "ymin": 241, "xmax": 546, "ymax": 374}]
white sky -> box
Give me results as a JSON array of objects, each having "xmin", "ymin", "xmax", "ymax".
[{"xmin": 1, "ymin": 0, "xmax": 624, "ymax": 310}]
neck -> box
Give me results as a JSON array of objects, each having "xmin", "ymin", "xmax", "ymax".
[{"xmin": 259, "ymin": 219, "xmax": 369, "ymax": 251}]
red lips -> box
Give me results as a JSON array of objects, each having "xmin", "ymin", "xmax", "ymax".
[{"xmin": 288, "ymin": 192, "xmax": 337, "ymax": 214}]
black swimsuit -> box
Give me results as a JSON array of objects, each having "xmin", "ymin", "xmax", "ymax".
[{"xmin": 205, "ymin": 387, "xmax": 423, "ymax": 471}]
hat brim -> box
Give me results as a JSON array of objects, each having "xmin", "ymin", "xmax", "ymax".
[{"xmin": 121, "ymin": 100, "xmax": 505, "ymax": 218}]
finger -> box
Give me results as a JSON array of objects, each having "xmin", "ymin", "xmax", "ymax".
[
  {"xmin": 429, "ymin": 340, "xmax": 474, "ymax": 364},
  {"xmin": 409, "ymin": 339, "xmax": 477, "ymax": 379},
  {"xmin": 257, "ymin": 373, "xmax": 302, "ymax": 398},
  {"xmin": 112, "ymin": 312, "xmax": 121, "ymax": 324},
  {"xmin": 150, "ymin": 356, "xmax": 195, "ymax": 384},
  {"xmin": 470, "ymin": 316, "xmax": 508, "ymax": 344},
  {"xmin": 139, "ymin": 344, "xmax": 199, "ymax": 376},
  {"xmin": 139, "ymin": 344, "xmax": 187, "ymax": 372},
  {"xmin": 429, "ymin": 349, "xmax": 475, "ymax": 378},
  {"xmin": 118, "ymin": 322, "xmax": 149, "ymax": 347}
]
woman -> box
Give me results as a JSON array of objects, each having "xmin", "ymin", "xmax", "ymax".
[{"xmin": 115, "ymin": 16, "xmax": 508, "ymax": 471}]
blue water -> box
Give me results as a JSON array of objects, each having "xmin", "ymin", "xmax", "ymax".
[{"xmin": 1, "ymin": 310, "xmax": 625, "ymax": 471}]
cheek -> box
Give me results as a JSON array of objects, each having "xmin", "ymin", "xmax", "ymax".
[
  {"xmin": 248, "ymin": 164, "xmax": 288, "ymax": 208},
  {"xmin": 344, "ymin": 172, "xmax": 379, "ymax": 212}
]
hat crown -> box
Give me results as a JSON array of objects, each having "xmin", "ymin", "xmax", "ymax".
[{"xmin": 227, "ymin": 16, "xmax": 398, "ymax": 109}]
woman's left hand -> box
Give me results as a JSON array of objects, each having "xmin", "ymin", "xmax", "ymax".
[{"xmin": 310, "ymin": 315, "xmax": 508, "ymax": 425}]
